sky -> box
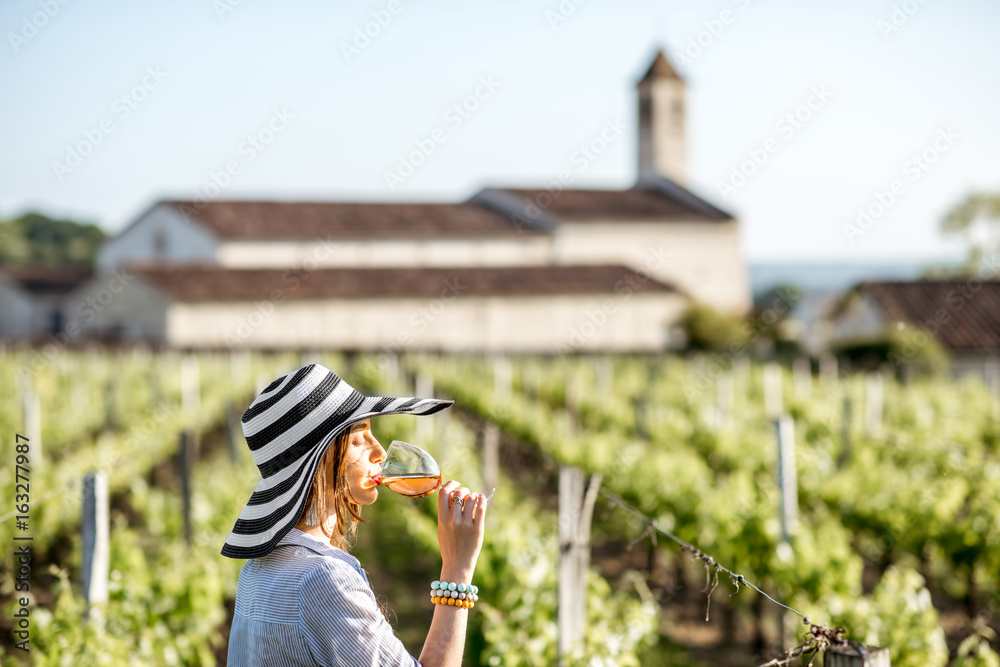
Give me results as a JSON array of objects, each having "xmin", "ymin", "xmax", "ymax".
[{"xmin": 1, "ymin": 0, "xmax": 997, "ymax": 262}]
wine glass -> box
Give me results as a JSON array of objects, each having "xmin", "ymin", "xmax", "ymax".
[{"xmin": 372, "ymin": 440, "xmax": 495, "ymax": 507}]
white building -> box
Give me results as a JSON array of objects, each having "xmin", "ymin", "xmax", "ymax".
[{"xmin": 69, "ymin": 49, "xmax": 749, "ymax": 352}]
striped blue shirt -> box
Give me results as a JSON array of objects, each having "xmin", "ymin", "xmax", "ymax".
[{"xmin": 227, "ymin": 527, "xmax": 421, "ymax": 667}]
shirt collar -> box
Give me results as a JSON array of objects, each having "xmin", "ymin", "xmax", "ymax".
[{"xmin": 278, "ymin": 527, "xmax": 359, "ymax": 565}]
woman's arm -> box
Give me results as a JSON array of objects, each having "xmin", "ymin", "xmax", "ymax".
[{"xmin": 417, "ymin": 480, "xmax": 487, "ymax": 667}]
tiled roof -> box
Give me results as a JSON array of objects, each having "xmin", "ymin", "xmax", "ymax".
[
  {"xmin": 490, "ymin": 181, "xmax": 732, "ymax": 222},
  {"xmin": 125, "ymin": 264, "xmax": 678, "ymax": 302},
  {"xmin": 638, "ymin": 49, "xmax": 683, "ymax": 83},
  {"xmin": 860, "ymin": 280, "xmax": 1000, "ymax": 353},
  {"xmin": 163, "ymin": 200, "xmax": 534, "ymax": 240},
  {"xmin": 0, "ymin": 265, "xmax": 92, "ymax": 295}
]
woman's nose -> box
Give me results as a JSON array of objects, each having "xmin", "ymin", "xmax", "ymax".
[{"xmin": 370, "ymin": 441, "xmax": 386, "ymax": 464}]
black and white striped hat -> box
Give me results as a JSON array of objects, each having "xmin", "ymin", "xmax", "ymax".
[{"xmin": 221, "ymin": 363, "xmax": 452, "ymax": 559}]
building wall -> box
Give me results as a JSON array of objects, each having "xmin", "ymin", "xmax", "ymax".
[
  {"xmin": 0, "ymin": 282, "xmax": 35, "ymax": 338},
  {"xmin": 65, "ymin": 276, "xmax": 170, "ymax": 341},
  {"xmin": 97, "ymin": 204, "xmax": 219, "ymax": 274},
  {"xmin": 829, "ymin": 294, "xmax": 887, "ymax": 342},
  {"xmin": 164, "ymin": 292, "xmax": 687, "ymax": 352},
  {"xmin": 551, "ymin": 220, "xmax": 749, "ymax": 314},
  {"xmin": 216, "ymin": 237, "xmax": 555, "ymax": 268}
]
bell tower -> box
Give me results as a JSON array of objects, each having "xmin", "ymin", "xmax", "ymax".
[{"xmin": 636, "ymin": 49, "xmax": 687, "ymax": 184}]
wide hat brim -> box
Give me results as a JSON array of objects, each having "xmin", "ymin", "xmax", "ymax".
[{"xmin": 221, "ymin": 363, "xmax": 452, "ymax": 559}]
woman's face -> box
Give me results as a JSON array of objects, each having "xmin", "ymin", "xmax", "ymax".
[{"xmin": 342, "ymin": 419, "xmax": 385, "ymax": 505}]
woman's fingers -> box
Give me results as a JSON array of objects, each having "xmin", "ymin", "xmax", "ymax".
[
  {"xmin": 451, "ymin": 486, "xmax": 471, "ymax": 516},
  {"xmin": 470, "ymin": 493, "xmax": 488, "ymax": 523},
  {"xmin": 438, "ymin": 480, "xmax": 461, "ymax": 515}
]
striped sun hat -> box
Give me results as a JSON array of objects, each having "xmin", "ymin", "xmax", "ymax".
[{"xmin": 221, "ymin": 363, "xmax": 452, "ymax": 559}]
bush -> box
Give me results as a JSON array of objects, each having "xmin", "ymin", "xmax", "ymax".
[
  {"xmin": 833, "ymin": 328, "xmax": 950, "ymax": 376},
  {"xmin": 680, "ymin": 302, "xmax": 749, "ymax": 353}
]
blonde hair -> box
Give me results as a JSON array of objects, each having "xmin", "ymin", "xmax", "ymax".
[{"xmin": 295, "ymin": 427, "xmax": 367, "ymax": 551}]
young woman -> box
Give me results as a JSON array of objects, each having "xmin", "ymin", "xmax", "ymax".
[{"xmin": 222, "ymin": 363, "xmax": 487, "ymax": 667}]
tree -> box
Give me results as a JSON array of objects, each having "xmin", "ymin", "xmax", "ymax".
[
  {"xmin": 942, "ymin": 192, "xmax": 1000, "ymax": 271},
  {"xmin": 0, "ymin": 212, "xmax": 106, "ymax": 267}
]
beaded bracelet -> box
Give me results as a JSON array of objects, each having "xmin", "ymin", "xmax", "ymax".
[{"xmin": 430, "ymin": 580, "xmax": 479, "ymax": 608}]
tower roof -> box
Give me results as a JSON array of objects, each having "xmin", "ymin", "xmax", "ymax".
[{"xmin": 637, "ymin": 49, "xmax": 682, "ymax": 84}]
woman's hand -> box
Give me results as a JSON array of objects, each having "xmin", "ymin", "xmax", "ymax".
[{"xmin": 436, "ymin": 480, "xmax": 487, "ymax": 582}]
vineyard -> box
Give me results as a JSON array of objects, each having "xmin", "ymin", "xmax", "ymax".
[{"xmin": 1, "ymin": 349, "xmax": 998, "ymax": 665}]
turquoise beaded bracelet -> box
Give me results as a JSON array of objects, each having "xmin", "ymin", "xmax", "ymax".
[{"xmin": 430, "ymin": 580, "xmax": 479, "ymax": 608}]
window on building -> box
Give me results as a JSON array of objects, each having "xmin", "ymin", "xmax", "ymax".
[
  {"xmin": 153, "ymin": 230, "xmax": 167, "ymax": 257},
  {"xmin": 50, "ymin": 309, "xmax": 63, "ymax": 335}
]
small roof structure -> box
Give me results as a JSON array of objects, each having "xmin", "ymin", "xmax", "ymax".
[{"xmin": 850, "ymin": 280, "xmax": 1000, "ymax": 354}]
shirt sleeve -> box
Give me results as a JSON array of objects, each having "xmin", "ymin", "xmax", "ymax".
[{"xmin": 298, "ymin": 558, "xmax": 421, "ymax": 667}]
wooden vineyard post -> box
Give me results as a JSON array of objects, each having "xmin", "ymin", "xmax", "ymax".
[
  {"xmin": 256, "ymin": 372, "xmax": 272, "ymax": 396},
  {"xmin": 632, "ymin": 396, "xmax": 648, "ymax": 439},
  {"xmin": 22, "ymin": 387, "xmax": 42, "ymax": 466},
  {"xmin": 226, "ymin": 400, "xmax": 241, "ymax": 464},
  {"xmin": 734, "ymin": 356, "xmax": 751, "ymax": 403},
  {"xmin": 230, "ymin": 348, "xmax": 250, "ymax": 388},
  {"xmin": 773, "ymin": 416, "xmax": 798, "ymax": 544},
  {"xmin": 820, "ymin": 354, "xmax": 838, "ymax": 383},
  {"xmin": 985, "ymin": 357, "xmax": 1000, "ymax": 421},
  {"xmin": 825, "ymin": 645, "xmax": 891, "ymax": 666},
  {"xmin": 838, "ymin": 396, "xmax": 853, "ymax": 469},
  {"xmin": 415, "ymin": 374, "xmax": 434, "ymax": 442},
  {"xmin": 181, "ymin": 355, "xmax": 200, "ymax": 417},
  {"xmin": 103, "ymin": 377, "xmax": 116, "ymax": 431},
  {"xmin": 864, "ymin": 373, "xmax": 882, "ymax": 437},
  {"xmin": 715, "ymin": 372, "xmax": 734, "ymax": 430},
  {"xmin": 179, "ymin": 431, "xmax": 194, "ymax": 545},
  {"xmin": 299, "ymin": 348, "xmax": 321, "ymax": 368},
  {"xmin": 482, "ymin": 423, "xmax": 500, "ymax": 495},
  {"xmin": 764, "ymin": 363, "xmax": 783, "ymax": 419},
  {"xmin": 594, "ymin": 356, "xmax": 612, "ymax": 397},
  {"xmin": 493, "ymin": 355, "xmax": 512, "ymax": 405},
  {"xmin": 793, "ymin": 357, "xmax": 812, "ymax": 400},
  {"xmin": 558, "ymin": 466, "xmax": 602, "ymax": 663},
  {"xmin": 82, "ymin": 472, "xmax": 109, "ymax": 622}
]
